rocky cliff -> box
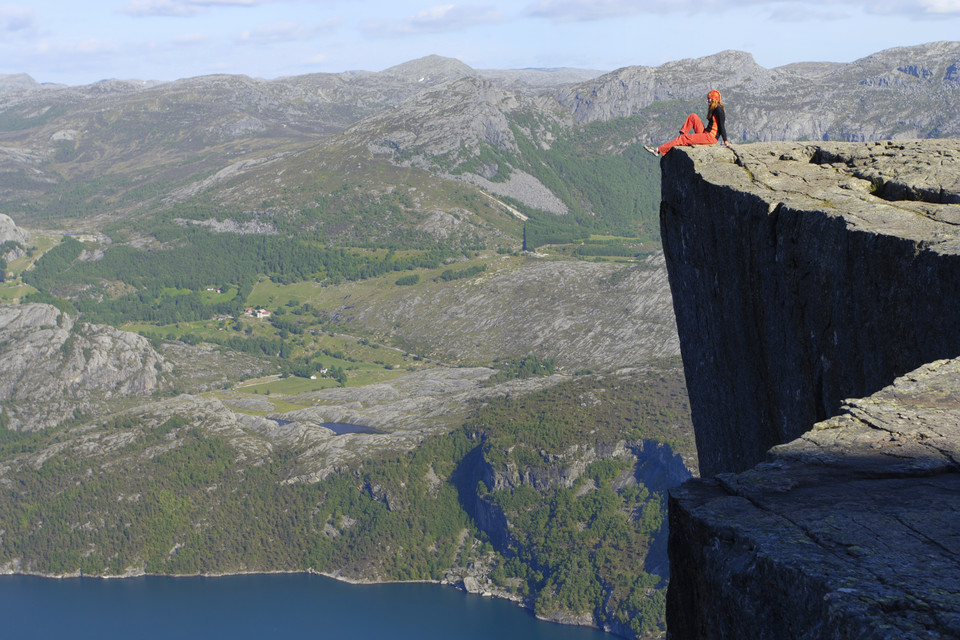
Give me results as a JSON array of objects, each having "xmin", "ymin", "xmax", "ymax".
[
  {"xmin": 0, "ymin": 213, "xmax": 28, "ymax": 245},
  {"xmin": 659, "ymin": 140, "xmax": 960, "ymax": 638},
  {"xmin": 660, "ymin": 140, "xmax": 960, "ymax": 476},
  {"xmin": 667, "ymin": 358, "xmax": 960, "ymax": 639},
  {"xmin": 0, "ymin": 303, "xmax": 172, "ymax": 431}
]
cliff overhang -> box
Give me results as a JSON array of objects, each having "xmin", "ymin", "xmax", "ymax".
[{"xmin": 660, "ymin": 140, "xmax": 960, "ymax": 639}]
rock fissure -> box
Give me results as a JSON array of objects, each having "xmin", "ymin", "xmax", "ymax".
[
  {"xmin": 891, "ymin": 513, "xmax": 960, "ymax": 562},
  {"xmin": 926, "ymin": 444, "xmax": 960, "ymax": 468},
  {"xmin": 734, "ymin": 485, "xmax": 856, "ymax": 562}
]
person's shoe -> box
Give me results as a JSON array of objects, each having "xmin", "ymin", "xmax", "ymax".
[{"xmin": 644, "ymin": 145, "xmax": 660, "ymax": 157}]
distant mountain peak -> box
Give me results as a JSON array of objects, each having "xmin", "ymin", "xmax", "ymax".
[
  {"xmin": 655, "ymin": 49, "xmax": 763, "ymax": 78},
  {"xmin": 0, "ymin": 72, "xmax": 39, "ymax": 93},
  {"xmin": 380, "ymin": 55, "xmax": 476, "ymax": 82}
]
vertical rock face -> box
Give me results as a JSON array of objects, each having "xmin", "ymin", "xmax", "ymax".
[
  {"xmin": 660, "ymin": 140, "xmax": 960, "ymax": 476},
  {"xmin": 659, "ymin": 141, "xmax": 960, "ymax": 639}
]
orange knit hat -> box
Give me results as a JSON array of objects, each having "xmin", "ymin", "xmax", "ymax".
[{"xmin": 708, "ymin": 89, "xmax": 722, "ymax": 103}]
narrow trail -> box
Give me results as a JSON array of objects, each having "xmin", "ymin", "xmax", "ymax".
[{"xmin": 476, "ymin": 190, "xmax": 528, "ymax": 221}]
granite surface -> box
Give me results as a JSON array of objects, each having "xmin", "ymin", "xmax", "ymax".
[
  {"xmin": 660, "ymin": 140, "xmax": 960, "ymax": 639},
  {"xmin": 660, "ymin": 140, "xmax": 960, "ymax": 476},
  {"xmin": 668, "ymin": 358, "xmax": 960, "ymax": 639}
]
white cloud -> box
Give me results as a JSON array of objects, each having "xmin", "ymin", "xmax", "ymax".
[
  {"xmin": 1, "ymin": 6, "xmax": 35, "ymax": 32},
  {"xmin": 776, "ymin": 0, "xmax": 960, "ymax": 18},
  {"xmin": 119, "ymin": 0, "xmax": 264, "ymax": 17},
  {"xmin": 239, "ymin": 21, "xmax": 307, "ymax": 43},
  {"xmin": 120, "ymin": 0, "xmax": 199, "ymax": 17},
  {"xmin": 523, "ymin": 0, "xmax": 960, "ymax": 21},
  {"xmin": 523, "ymin": 0, "xmax": 668, "ymax": 21},
  {"xmin": 237, "ymin": 18, "xmax": 339, "ymax": 43},
  {"xmin": 191, "ymin": 0, "xmax": 259, "ymax": 5},
  {"xmin": 175, "ymin": 32, "xmax": 212, "ymax": 44},
  {"xmin": 75, "ymin": 39, "xmax": 119, "ymax": 55},
  {"xmin": 363, "ymin": 4, "xmax": 507, "ymax": 38},
  {"xmin": 766, "ymin": 4, "xmax": 849, "ymax": 21},
  {"xmin": 914, "ymin": 0, "xmax": 960, "ymax": 12},
  {"xmin": 31, "ymin": 38, "xmax": 119, "ymax": 57},
  {"xmin": 776, "ymin": 0, "xmax": 960, "ymax": 17}
]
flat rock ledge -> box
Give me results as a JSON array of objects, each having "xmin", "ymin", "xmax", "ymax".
[{"xmin": 667, "ymin": 357, "xmax": 960, "ymax": 639}]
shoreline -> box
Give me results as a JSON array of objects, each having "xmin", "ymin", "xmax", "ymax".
[
  {"xmin": 0, "ymin": 565, "xmax": 597, "ymax": 629},
  {"xmin": 0, "ymin": 564, "xmax": 522, "ymax": 603},
  {"xmin": 0, "ymin": 564, "xmax": 613, "ymax": 633}
]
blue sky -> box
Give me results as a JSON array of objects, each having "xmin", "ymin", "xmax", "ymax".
[{"xmin": 2, "ymin": 0, "xmax": 959, "ymax": 85}]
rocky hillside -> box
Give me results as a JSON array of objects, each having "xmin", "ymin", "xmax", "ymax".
[
  {"xmin": 341, "ymin": 254, "xmax": 678, "ymax": 372},
  {"xmin": 0, "ymin": 349, "xmax": 694, "ymax": 637},
  {"xmin": 0, "ymin": 213, "xmax": 28, "ymax": 245},
  {"xmin": 557, "ymin": 42, "xmax": 960, "ymax": 142},
  {"xmin": 0, "ymin": 43, "xmax": 957, "ymax": 240},
  {"xmin": 0, "ymin": 303, "xmax": 171, "ymax": 431}
]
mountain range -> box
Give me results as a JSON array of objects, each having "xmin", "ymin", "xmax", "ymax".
[
  {"xmin": 0, "ymin": 42, "xmax": 958, "ymax": 240},
  {"xmin": 0, "ymin": 42, "xmax": 958, "ymax": 639}
]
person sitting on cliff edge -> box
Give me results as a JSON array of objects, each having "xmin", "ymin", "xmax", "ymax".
[{"xmin": 644, "ymin": 89, "xmax": 731, "ymax": 157}]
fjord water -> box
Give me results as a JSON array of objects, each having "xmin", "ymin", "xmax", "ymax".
[{"xmin": 0, "ymin": 573, "xmax": 611, "ymax": 639}]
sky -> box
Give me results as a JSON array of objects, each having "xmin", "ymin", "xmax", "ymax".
[{"xmin": 1, "ymin": 0, "xmax": 959, "ymax": 86}]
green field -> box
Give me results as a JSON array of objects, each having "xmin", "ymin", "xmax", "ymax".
[
  {"xmin": 0, "ymin": 282, "xmax": 34, "ymax": 301},
  {"xmin": 244, "ymin": 251, "xmax": 502, "ymax": 311}
]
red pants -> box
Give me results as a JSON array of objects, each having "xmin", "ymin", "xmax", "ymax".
[{"xmin": 657, "ymin": 113, "xmax": 717, "ymax": 155}]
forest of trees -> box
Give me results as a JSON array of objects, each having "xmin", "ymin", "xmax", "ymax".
[
  {"xmin": 454, "ymin": 114, "xmax": 662, "ymax": 250},
  {"xmin": 21, "ymin": 230, "xmax": 458, "ymax": 325},
  {"xmin": 0, "ymin": 367, "xmax": 690, "ymax": 636}
]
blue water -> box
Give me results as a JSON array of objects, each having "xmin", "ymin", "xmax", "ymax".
[
  {"xmin": 271, "ymin": 421, "xmax": 379, "ymax": 434},
  {"xmin": 0, "ymin": 573, "xmax": 611, "ymax": 640},
  {"xmin": 321, "ymin": 422, "xmax": 381, "ymax": 434}
]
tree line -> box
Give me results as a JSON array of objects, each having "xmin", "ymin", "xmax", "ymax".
[{"xmin": 22, "ymin": 230, "xmax": 457, "ymax": 324}]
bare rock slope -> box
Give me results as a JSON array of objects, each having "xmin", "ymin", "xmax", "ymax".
[
  {"xmin": 0, "ymin": 213, "xmax": 28, "ymax": 245},
  {"xmin": 0, "ymin": 303, "xmax": 171, "ymax": 431},
  {"xmin": 345, "ymin": 254, "xmax": 679, "ymax": 372}
]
